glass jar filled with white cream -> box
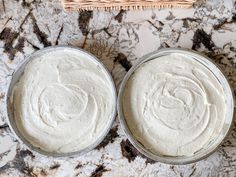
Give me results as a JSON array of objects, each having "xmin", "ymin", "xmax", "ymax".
[
  {"xmin": 118, "ymin": 48, "xmax": 235, "ymax": 164},
  {"xmin": 6, "ymin": 46, "xmax": 117, "ymax": 157}
]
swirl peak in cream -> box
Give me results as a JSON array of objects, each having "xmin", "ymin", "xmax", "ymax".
[
  {"xmin": 12, "ymin": 49, "xmax": 115, "ymax": 153},
  {"xmin": 123, "ymin": 53, "xmax": 227, "ymax": 157}
]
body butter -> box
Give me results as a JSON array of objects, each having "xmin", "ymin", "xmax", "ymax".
[
  {"xmin": 123, "ymin": 53, "xmax": 227, "ymax": 156},
  {"xmin": 12, "ymin": 49, "xmax": 115, "ymax": 153}
]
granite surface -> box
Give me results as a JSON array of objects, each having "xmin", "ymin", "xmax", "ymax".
[{"xmin": 0, "ymin": 0, "xmax": 236, "ymax": 176}]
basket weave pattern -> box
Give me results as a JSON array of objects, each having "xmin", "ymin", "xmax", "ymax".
[{"xmin": 62, "ymin": 0, "xmax": 195, "ymax": 11}]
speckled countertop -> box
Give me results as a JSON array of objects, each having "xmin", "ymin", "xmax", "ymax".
[{"xmin": 0, "ymin": 0, "xmax": 236, "ymax": 176}]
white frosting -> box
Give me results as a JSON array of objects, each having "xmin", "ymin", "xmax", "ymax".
[
  {"xmin": 12, "ymin": 49, "xmax": 115, "ymax": 153},
  {"xmin": 123, "ymin": 53, "xmax": 226, "ymax": 156}
]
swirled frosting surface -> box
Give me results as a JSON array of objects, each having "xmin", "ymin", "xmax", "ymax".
[
  {"xmin": 123, "ymin": 53, "xmax": 226, "ymax": 156},
  {"xmin": 13, "ymin": 49, "xmax": 114, "ymax": 153}
]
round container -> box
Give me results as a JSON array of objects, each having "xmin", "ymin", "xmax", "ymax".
[
  {"xmin": 6, "ymin": 46, "xmax": 117, "ymax": 157},
  {"xmin": 118, "ymin": 48, "xmax": 235, "ymax": 165}
]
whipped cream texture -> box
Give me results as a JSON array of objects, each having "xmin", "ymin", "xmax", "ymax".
[
  {"xmin": 12, "ymin": 49, "xmax": 115, "ymax": 153},
  {"xmin": 123, "ymin": 53, "xmax": 227, "ymax": 156}
]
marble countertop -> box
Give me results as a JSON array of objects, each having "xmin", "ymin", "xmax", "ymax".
[{"xmin": 1, "ymin": 0, "xmax": 236, "ymax": 176}]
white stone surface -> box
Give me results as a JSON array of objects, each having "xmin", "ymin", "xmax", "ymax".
[{"xmin": 0, "ymin": 0, "xmax": 236, "ymax": 176}]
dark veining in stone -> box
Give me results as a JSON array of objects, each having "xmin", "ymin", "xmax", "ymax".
[
  {"xmin": 78, "ymin": 11, "xmax": 93, "ymax": 36},
  {"xmin": 13, "ymin": 150, "xmax": 35, "ymax": 176},
  {"xmin": 192, "ymin": 29, "xmax": 215, "ymax": 51},
  {"xmin": 203, "ymin": 52, "xmax": 236, "ymax": 95},
  {"xmin": 114, "ymin": 53, "xmax": 132, "ymax": 71},
  {"xmin": 0, "ymin": 27, "xmax": 18, "ymax": 49},
  {"xmin": 222, "ymin": 140, "xmax": 232, "ymax": 147},
  {"xmin": 40, "ymin": 169, "xmax": 47, "ymax": 176},
  {"xmin": 0, "ymin": 27, "xmax": 25, "ymax": 60},
  {"xmin": 26, "ymin": 39, "xmax": 40, "ymax": 50},
  {"xmin": 30, "ymin": 13, "xmax": 52, "ymax": 47},
  {"xmin": 18, "ymin": 149, "xmax": 35, "ymax": 159},
  {"xmin": 189, "ymin": 165, "xmax": 196, "ymax": 176},
  {"xmin": 0, "ymin": 150, "xmax": 10, "ymax": 160},
  {"xmin": 228, "ymin": 46, "xmax": 236, "ymax": 53},
  {"xmin": 170, "ymin": 165, "xmax": 177, "ymax": 174},
  {"xmin": 75, "ymin": 163, "xmax": 82, "ymax": 169},
  {"xmin": 91, "ymin": 27, "xmax": 112, "ymax": 38},
  {"xmin": 96, "ymin": 125, "xmax": 118, "ymax": 150},
  {"xmin": 19, "ymin": 9, "xmax": 32, "ymax": 32},
  {"xmin": 1, "ymin": 0, "xmax": 5, "ymax": 12},
  {"xmin": 147, "ymin": 20, "xmax": 163, "ymax": 31},
  {"xmin": 232, "ymin": 13, "xmax": 236, "ymax": 21},
  {"xmin": 91, "ymin": 29, "xmax": 103, "ymax": 38},
  {"xmin": 165, "ymin": 12, "xmax": 175, "ymax": 20},
  {"xmin": 0, "ymin": 163, "xmax": 10, "ymax": 172},
  {"xmin": 1, "ymin": 17, "xmax": 12, "ymax": 31},
  {"xmin": 55, "ymin": 25, "xmax": 64, "ymax": 45},
  {"xmin": 213, "ymin": 13, "xmax": 236, "ymax": 30},
  {"xmin": 103, "ymin": 27, "xmax": 112, "ymax": 37},
  {"xmin": 230, "ymin": 123, "xmax": 236, "ymax": 142},
  {"xmin": 0, "ymin": 149, "xmax": 35, "ymax": 176},
  {"xmin": 182, "ymin": 18, "xmax": 201, "ymax": 28},
  {"xmin": 120, "ymin": 139, "xmax": 140, "ymax": 162},
  {"xmin": 213, "ymin": 18, "xmax": 228, "ymax": 30},
  {"xmin": 50, "ymin": 163, "xmax": 60, "ymax": 170},
  {"xmin": 204, "ymin": 52, "xmax": 229, "ymax": 65},
  {"xmin": 159, "ymin": 42, "xmax": 170, "ymax": 49},
  {"xmin": 120, "ymin": 139, "xmax": 155, "ymax": 164},
  {"xmin": 145, "ymin": 156, "xmax": 156, "ymax": 165},
  {"xmin": 90, "ymin": 164, "xmax": 108, "ymax": 177},
  {"xmin": 114, "ymin": 10, "xmax": 126, "ymax": 23},
  {"xmin": 0, "ymin": 93, "xmax": 5, "ymax": 100},
  {"xmin": 22, "ymin": 0, "xmax": 31, "ymax": 8},
  {"xmin": 0, "ymin": 124, "xmax": 9, "ymax": 129},
  {"xmin": 15, "ymin": 37, "xmax": 25, "ymax": 52}
]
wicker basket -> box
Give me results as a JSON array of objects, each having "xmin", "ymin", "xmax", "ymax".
[{"xmin": 62, "ymin": 0, "xmax": 195, "ymax": 11}]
